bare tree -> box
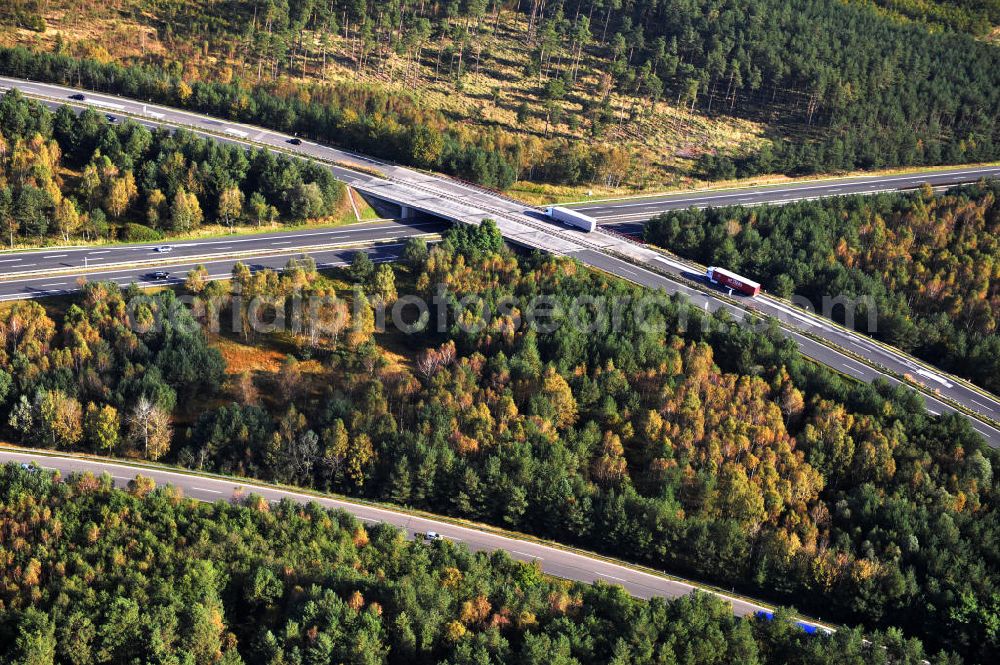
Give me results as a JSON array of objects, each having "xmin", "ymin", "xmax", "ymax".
[{"xmin": 127, "ymin": 396, "xmax": 171, "ymax": 460}]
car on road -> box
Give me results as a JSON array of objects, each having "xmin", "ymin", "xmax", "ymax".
[
  {"xmin": 106, "ymin": 115, "xmax": 117, "ymax": 123},
  {"xmin": 155, "ymin": 245, "xmax": 173, "ymax": 253},
  {"xmin": 287, "ymin": 137, "xmax": 302, "ymax": 145},
  {"xmin": 423, "ymin": 531, "xmax": 443, "ymax": 542},
  {"xmin": 69, "ymin": 93, "xmax": 85, "ymax": 101},
  {"xmin": 150, "ymin": 271, "xmax": 170, "ymax": 281},
  {"xmin": 20, "ymin": 463, "xmax": 35, "ymax": 472}
]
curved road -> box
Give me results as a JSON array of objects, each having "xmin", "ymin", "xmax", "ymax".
[{"xmin": 0, "ymin": 448, "xmax": 829, "ymax": 630}]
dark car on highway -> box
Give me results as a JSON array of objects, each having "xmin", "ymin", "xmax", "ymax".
[
  {"xmin": 287, "ymin": 137, "xmax": 302, "ymax": 145},
  {"xmin": 69, "ymin": 93, "xmax": 85, "ymax": 101},
  {"xmin": 150, "ymin": 271, "xmax": 170, "ymax": 281}
]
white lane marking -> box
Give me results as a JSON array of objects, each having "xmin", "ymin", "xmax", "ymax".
[
  {"xmin": 927, "ymin": 409, "xmax": 940, "ymax": 415},
  {"xmin": 41, "ymin": 282, "xmax": 65, "ymax": 287},
  {"xmin": 915, "ymin": 368, "xmax": 954, "ymax": 389},
  {"xmin": 88, "ymin": 99, "xmax": 124, "ymax": 111},
  {"xmin": 972, "ymin": 399, "xmax": 996, "ymax": 411},
  {"xmin": 577, "ymin": 170, "xmax": 1000, "ymax": 211},
  {"xmin": 598, "ymin": 573, "xmax": 627, "ymax": 582},
  {"xmin": 192, "ymin": 487, "xmax": 223, "ymax": 494},
  {"xmin": 762, "ymin": 299, "xmax": 821, "ymax": 329},
  {"xmin": 43, "ymin": 254, "xmax": 68, "ymax": 258},
  {"xmin": 273, "ymin": 241, "xmax": 292, "ymax": 245},
  {"xmin": 224, "ymin": 128, "xmax": 249, "ymax": 138},
  {"xmin": 0, "ymin": 258, "xmax": 22, "ymax": 263},
  {"xmin": 841, "ymin": 362, "xmax": 865, "ymax": 375},
  {"xmin": 89, "ymin": 250, "xmax": 111, "ymax": 255},
  {"xmin": 7, "ymin": 243, "xmax": 408, "ymax": 283},
  {"xmin": 511, "ymin": 550, "xmax": 542, "ymax": 559},
  {"xmin": 653, "ymin": 255, "xmax": 690, "ymax": 272}
]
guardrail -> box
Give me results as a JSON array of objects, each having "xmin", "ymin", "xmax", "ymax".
[
  {"xmin": 597, "ymin": 246, "xmax": 1000, "ymax": 436},
  {"xmin": 0, "ymin": 234, "xmax": 440, "ymax": 283},
  {"xmin": 15, "ymin": 83, "xmax": 998, "ymax": 435}
]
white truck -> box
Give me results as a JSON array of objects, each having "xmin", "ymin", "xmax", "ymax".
[{"xmin": 546, "ymin": 206, "xmax": 597, "ymax": 232}]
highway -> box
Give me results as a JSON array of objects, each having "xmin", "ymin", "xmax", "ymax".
[
  {"xmin": 0, "ymin": 447, "xmax": 825, "ymax": 628},
  {"xmin": 0, "ymin": 76, "xmax": 997, "ymax": 446},
  {"xmin": 0, "ymin": 219, "xmax": 444, "ymax": 282},
  {"xmin": 571, "ymin": 165, "xmax": 1000, "ymax": 229},
  {"xmin": 0, "ymin": 241, "xmax": 411, "ymax": 301},
  {"xmin": 573, "ymin": 250, "xmax": 1000, "ymax": 444}
]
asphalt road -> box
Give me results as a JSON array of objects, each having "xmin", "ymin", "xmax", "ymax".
[
  {"xmin": 1, "ymin": 76, "xmax": 996, "ymax": 445},
  {"xmin": 0, "ymin": 219, "xmax": 444, "ymax": 279},
  {"xmin": 570, "ymin": 165, "xmax": 1000, "ymax": 227},
  {"xmin": 570, "ymin": 249, "xmax": 1000, "ymax": 446},
  {"xmin": 0, "ymin": 448, "xmax": 821, "ymax": 627},
  {"xmin": 0, "ymin": 241, "xmax": 408, "ymax": 301}
]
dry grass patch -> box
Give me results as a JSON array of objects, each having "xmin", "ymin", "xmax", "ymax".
[
  {"xmin": 2, "ymin": 3, "xmax": 773, "ymax": 190},
  {"xmin": 212, "ymin": 334, "xmax": 286, "ymax": 377}
]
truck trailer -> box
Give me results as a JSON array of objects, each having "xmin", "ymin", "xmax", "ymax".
[
  {"xmin": 706, "ymin": 266, "xmax": 761, "ymax": 297},
  {"xmin": 547, "ymin": 206, "xmax": 597, "ymax": 232}
]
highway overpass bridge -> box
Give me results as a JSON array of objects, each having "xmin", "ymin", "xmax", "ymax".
[{"xmin": 0, "ymin": 76, "xmax": 997, "ymax": 446}]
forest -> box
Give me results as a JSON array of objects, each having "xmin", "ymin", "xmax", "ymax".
[
  {"xmin": 2, "ymin": 0, "xmax": 1000, "ymax": 188},
  {"xmin": 1, "ymin": 224, "xmax": 997, "ymax": 660},
  {"xmin": 863, "ymin": 0, "xmax": 1000, "ymax": 35},
  {"xmin": 643, "ymin": 182, "xmax": 1000, "ymax": 395},
  {"xmin": 0, "ymin": 90, "xmax": 344, "ymax": 246},
  {"xmin": 0, "ymin": 464, "xmax": 946, "ymax": 664}
]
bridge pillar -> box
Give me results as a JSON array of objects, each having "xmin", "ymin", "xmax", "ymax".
[{"xmin": 399, "ymin": 204, "xmax": 416, "ymax": 219}]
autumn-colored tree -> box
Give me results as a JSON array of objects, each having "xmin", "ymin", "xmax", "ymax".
[
  {"xmin": 53, "ymin": 197, "xmax": 81, "ymax": 242},
  {"xmin": 127, "ymin": 396, "xmax": 171, "ymax": 460},
  {"xmin": 541, "ymin": 366, "xmax": 577, "ymax": 429},
  {"xmin": 105, "ymin": 171, "xmax": 138, "ymax": 219},
  {"xmin": 346, "ymin": 433, "xmax": 375, "ymax": 488},
  {"xmin": 236, "ymin": 371, "xmax": 260, "ymax": 405},
  {"xmin": 35, "ymin": 389, "xmax": 83, "ymax": 448},
  {"xmin": 185, "ymin": 264, "xmax": 210, "ymax": 294},
  {"xmin": 347, "ymin": 288, "xmax": 376, "ymax": 348},
  {"xmin": 217, "ymin": 185, "xmax": 244, "ymax": 229},
  {"xmin": 169, "ymin": 187, "xmax": 203, "ymax": 231},
  {"xmin": 84, "ymin": 402, "xmax": 120, "ymax": 452},
  {"xmin": 277, "ymin": 355, "xmax": 304, "ymax": 404},
  {"xmin": 592, "ymin": 430, "xmax": 627, "ymax": 485},
  {"xmin": 0, "ymin": 186, "xmax": 17, "ymax": 247},
  {"xmin": 370, "ymin": 263, "xmax": 398, "ymax": 307},
  {"xmin": 144, "ymin": 188, "xmax": 167, "ymax": 227},
  {"xmin": 305, "ymin": 292, "xmax": 350, "ymax": 349},
  {"xmin": 0, "ymin": 300, "xmax": 56, "ymax": 370}
]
